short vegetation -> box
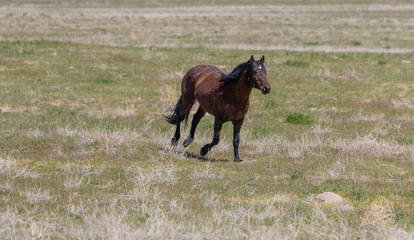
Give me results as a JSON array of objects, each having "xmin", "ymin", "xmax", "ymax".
[
  {"xmin": 283, "ymin": 60, "xmax": 310, "ymax": 67},
  {"xmin": 285, "ymin": 112, "xmax": 314, "ymax": 125},
  {"xmin": 0, "ymin": 1, "xmax": 413, "ymax": 239}
]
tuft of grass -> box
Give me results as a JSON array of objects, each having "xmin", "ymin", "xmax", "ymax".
[
  {"xmin": 283, "ymin": 60, "xmax": 310, "ymax": 67},
  {"xmin": 285, "ymin": 112, "xmax": 314, "ymax": 125},
  {"xmin": 289, "ymin": 168, "xmax": 305, "ymax": 180},
  {"xmin": 396, "ymin": 138, "xmax": 414, "ymax": 145},
  {"xmin": 92, "ymin": 77, "xmax": 115, "ymax": 84},
  {"xmin": 352, "ymin": 41, "xmax": 362, "ymax": 46},
  {"xmin": 378, "ymin": 58, "xmax": 387, "ymax": 65},
  {"xmin": 305, "ymin": 41, "xmax": 320, "ymax": 45}
]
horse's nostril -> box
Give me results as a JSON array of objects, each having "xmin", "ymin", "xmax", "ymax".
[{"xmin": 261, "ymin": 86, "xmax": 271, "ymax": 94}]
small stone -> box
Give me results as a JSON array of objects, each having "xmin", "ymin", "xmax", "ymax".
[
  {"xmin": 315, "ymin": 192, "xmax": 343, "ymax": 204},
  {"xmin": 338, "ymin": 204, "xmax": 354, "ymax": 213}
]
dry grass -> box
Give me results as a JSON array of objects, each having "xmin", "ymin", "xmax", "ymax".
[
  {"xmin": 55, "ymin": 126, "xmax": 144, "ymax": 156},
  {"xmin": 1, "ymin": 4, "xmax": 414, "ymax": 52},
  {"xmin": 246, "ymin": 132, "xmax": 414, "ymax": 162},
  {"xmin": 0, "ymin": 0, "xmax": 413, "ymax": 235},
  {"xmin": 1, "ymin": 97, "xmax": 412, "ymax": 238},
  {"xmin": 23, "ymin": 188, "xmax": 53, "ymax": 205}
]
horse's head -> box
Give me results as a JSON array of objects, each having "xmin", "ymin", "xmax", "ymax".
[{"xmin": 247, "ymin": 55, "xmax": 271, "ymax": 94}]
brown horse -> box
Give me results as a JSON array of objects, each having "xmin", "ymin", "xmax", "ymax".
[{"xmin": 165, "ymin": 55, "xmax": 271, "ymax": 162}]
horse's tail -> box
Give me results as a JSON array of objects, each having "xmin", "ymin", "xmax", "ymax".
[{"xmin": 165, "ymin": 96, "xmax": 193, "ymax": 126}]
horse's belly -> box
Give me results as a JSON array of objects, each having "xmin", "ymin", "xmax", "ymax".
[
  {"xmin": 195, "ymin": 91, "xmax": 216, "ymax": 115},
  {"xmin": 220, "ymin": 106, "xmax": 249, "ymax": 122}
]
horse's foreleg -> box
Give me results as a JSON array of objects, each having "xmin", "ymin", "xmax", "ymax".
[
  {"xmin": 200, "ymin": 117, "xmax": 223, "ymax": 156},
  {"xmin": 232, "ymin": 118, "xmax": 244, "ymax": 162},
  {"xmin": 183, "ymin": 107, "xmax": 206, "ymax": 147}
]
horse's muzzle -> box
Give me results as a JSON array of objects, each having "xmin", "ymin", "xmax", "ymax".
[{"xmin": 261, "ymin": 86, "xmax": 271, "ymax": 94}]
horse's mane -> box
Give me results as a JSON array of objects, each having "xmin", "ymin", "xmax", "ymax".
[{"xmin": 219, "ymin": 61, "xmax": 249, "ymax": 83}]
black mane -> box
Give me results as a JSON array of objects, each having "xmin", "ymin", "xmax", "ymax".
[{"xmin": 219, "ymin": 61, "xmax": 249, "ymax": 83}]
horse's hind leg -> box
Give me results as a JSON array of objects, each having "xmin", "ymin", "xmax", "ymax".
[
  {"xmin": 183, "ymin": 106, "xmax": 206, "ymax": 147},
  {"xmin": 171, "ymin": 97, "xmax": 195, "ymax": 146},
  {"xmin": 170, "ymin": 98, "xmax": 184, "ymax": 145},
  {"xmin": 172, "ymin": 119, "xmax": 181, "ymax": 145},
  {"xmin": 200, "ymin": 117, "xmax": 223, "ymax": 156}
]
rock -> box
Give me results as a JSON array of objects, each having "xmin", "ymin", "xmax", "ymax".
[
  {"xmin": 315, "ymin": 192, "xmax": 343, "ymax": 204},
  {"xmin": 338, "ymin": 204, "xmax": 354, "ymax": 214}
]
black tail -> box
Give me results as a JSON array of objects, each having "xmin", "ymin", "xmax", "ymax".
[{"xmin": 165, "ymin": 97, "xmax": 193, "ymax": 126}]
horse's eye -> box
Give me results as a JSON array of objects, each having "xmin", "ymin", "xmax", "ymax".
[{"xmin": 253, "ymin": 70, "xmax": 257, "ymax": 74}]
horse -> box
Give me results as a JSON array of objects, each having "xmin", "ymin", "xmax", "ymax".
[{"xmin": 165, "ymin": 55, "xmax": 271, "ymax": 162}]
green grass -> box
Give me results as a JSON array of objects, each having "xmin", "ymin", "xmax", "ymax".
[
  {"xmin": 378, "ymin": 58, "xmax": 387, "ymax": 65},
  {"xmin": 285, "ymin": 112, "xmax": 314, "ymax": 125},
  {"xmin": 283, "ymin": 60, "xmax": 310, "ymax": 67},
  {"xmin": 0, "ymin": 40, "xmax": 413, "ymax": 238},
  {"xmin": 305, "ymin": 41, "xmax": 320, "ymax": 46},
  {"xmin": 352, "ymin": 41, "xmax": 362, "ymax": 46},
  {"xmin": 396, "ymin": 138, "xmax": 414, "ymax": 145}
]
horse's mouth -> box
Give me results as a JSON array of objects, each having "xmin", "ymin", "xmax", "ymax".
[{"xmin": 261, "ymin": 86, "xmax": 271, "ymax": 94}]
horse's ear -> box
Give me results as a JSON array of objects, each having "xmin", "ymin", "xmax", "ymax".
[
  {"xmin": 260, "ymin": 55, "xmax": 265, "ymax": 64},
  {"xmin": 249, "ymin": 55, "xmax": 254, "ymax": 63}
]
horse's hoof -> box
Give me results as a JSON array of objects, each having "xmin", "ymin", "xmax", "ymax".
[
  {"xmin": 183, "ymin": 137, "xmax": 193, "ymax": 147},
  {"xmin": 200, "ymin": 147, "xmax": 208, "ymax": 156},
  {"xmin": 234, "ymin": 158, "xmax": 244, "ymax": 163},
  {"xmin": 171, "ymin": 138, "xmax": 179, "ymax": 146}
]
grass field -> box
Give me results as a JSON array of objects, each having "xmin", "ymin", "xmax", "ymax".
[
  {"xmin": 1, "ymin": 1, "xmax": 414, "ymax": 239},
  {"xmin": 1, "ymin": 3, "xmax": 414, "ymax": 52}
]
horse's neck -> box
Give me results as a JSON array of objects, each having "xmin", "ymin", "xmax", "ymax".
[{"xmin": 232, "ymin": 74, "xmax": 252, "ymax": 103}]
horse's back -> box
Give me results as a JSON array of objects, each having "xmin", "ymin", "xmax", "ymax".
[
  {"xmin": 185, "ymin": 65, "xmax": 222, "ymax": 81},
  {"xmin": 182, "ymin": 65, "xmax": 222, "ymax": 94}
]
